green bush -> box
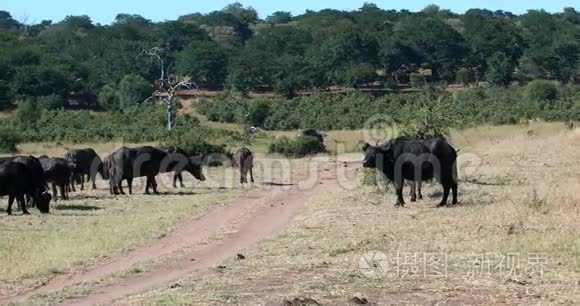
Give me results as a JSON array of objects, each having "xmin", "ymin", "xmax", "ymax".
[
  {"xmin": 98, "ymin": 85, "xmax": 121, "ymax": 111},
  {"xmin": 15, "ymin": 98, "xmax": 40, "ymax": 130},
  {"xmin": 197, "ymin": 85, "xmax": 580, "ymax": 131},
  {"xmin": 526, "ymin": 79, "xmax": 558, "ymax": 104},
  {"xmin": 268, "ymin": 136, "xmax": 326, "ymax": 157},
  {"xmin": 410, "ymin": 73, "xmax": 428, "ymax": 88},
  {"xmin": 118, "ymin": 74, "xmax": 152, "ymax": 108},
  {"xmin": 245, "ymin": 98, "xmax": 272, "ymax": 127},
  {"xmin": 0, "ymin": 126, "xmax": 21, "ymax": 153},
  {"xmin": 36, "ymin": 94, "xmax": 66, "ymax": 110}
]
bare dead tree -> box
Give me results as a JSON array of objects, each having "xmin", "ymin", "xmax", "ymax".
[{"xmin": 140, "ymin": 47, "xmax": 200, "ymax": 130}]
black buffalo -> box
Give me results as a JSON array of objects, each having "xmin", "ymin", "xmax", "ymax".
[
  {"xmin": 160, "ymin": 147, "xmax": 206, "ymax": 188},
  {"xmin": 362, "ymin": 137, "xmax": 458, "ymax": 207},
  {"xmin": 105, "ymin": 146, "xmax": 205, "ymax": 195},
  {"xmin": 0, "ymin": 161, "xmax": 51, "ymax": 215},
  {"xmin": 234, "ymin": 148, "xmax": 255, "ymax": 184},
  {"xmin": 38, "ymin": 156, "xmax": 77, "ymax": 201},
  {"xmin": 0, "ymin": 155, "xmax": 51, "ymax": 209},
  {"xmin": 64, "ymin": 148, "xmax": 104, "ymax": 191},
  {"xmin": 298, "ymin": 129, "xmax": 325, "ymax": 143}
]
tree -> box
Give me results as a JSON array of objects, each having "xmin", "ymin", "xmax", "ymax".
[
  {"xmin": 0, "ymin": 11, "xmax": 20, "ymax": 30},
  {"xmin": 222, "ymin": 2, "xmax": 258, "ymax": 24},
  {"xmin": 267, "ymin": 11, "xmax": 292, "ymax": 24},
  {"xmin": 247, "ymin": 25, "xmax": 312, "ymax": 56},
  {"xmin": 15, "ymin": 98, "xmax": 40, "ymax": 130},
  {"xmin": 520, "ymin": 10, "xmax": 580, "ymax": 81},
  {"xmin": 118, "ymin": 74, "xmax": 151, "ymax": 108},
  {"xmin": 11, "ymin": 65, "xmax": 68, "ymax": 99},
  {"xmin": 395, "ymin": 16, "xmax": 465, "ymax": 81},
  {"xmin": 485, "ymin": 52, "xmax": 515, "ymax": 86},
  {"xmin": 98, "ymin": 85, "xmax": 121, "ymax": 110},
  {"xmin": 155, "ymin": 21, "xmax": 209, "ymax": 52},
  {"xmin": 0, "ymin": 81, "xmax": 11, "ymax": 110},
  {"xmin": 462, "ymin": 10, "xmax": 522, "ymax": 81},
  {"xmin": 175, "ymin": 41, "xmax": 228, "ymax": 89},
  {"xmin": 306, "ymin": 28, "xmax": 379, "ymax": 86}
]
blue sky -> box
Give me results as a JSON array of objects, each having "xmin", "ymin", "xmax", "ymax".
[{"xmin": 1, "ymin": 0, "xmax": 578, "ymax": 24}]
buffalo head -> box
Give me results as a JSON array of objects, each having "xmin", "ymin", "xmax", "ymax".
[
  {"xmin": 185, "ymin": 158, "xmax": 206, "ymax": 181},
  {"xmin": 36, "ymin": 191, "xmax": 52, "ymax": 213},
  {"xmin": 362, "ymin": 141, "xmax": 393, "ymax": 169}
]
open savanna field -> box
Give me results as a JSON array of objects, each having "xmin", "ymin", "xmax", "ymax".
[{"xmin": 0, "ymin": 122, "xmax": 577, "ymax": 305}]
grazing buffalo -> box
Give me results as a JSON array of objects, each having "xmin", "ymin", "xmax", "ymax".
[
  {"xmin": 1, "ymin": 156, "xmax": 51, "ymax": 208},
  {"xmin": 362, "ymin": 137, "xmax": 458, "ymax": 207},
  {"xmin": 298, "ymin": 129, "xmax": 325, "ymax": 143},
  {"xmin": 64, "ymin": 148, "xmax": 104, "ymax": 191},
  {"xmin": 38, "ymin": 156, "xmax": 77, "ymax": 201},
  {"xmin": 0, "ymin": 161, "xmax": 51, "ymax": 215},
  {"xmin": 105, "ymin": 146, "xmax": 205, "ymax": 195},
  {"xmin": 159, "ymin": 147, "xmax": 205, "ymax": 188},
  {"xmin": 234, "ymin": 148, "xmax": 254, "ymax": 184}
]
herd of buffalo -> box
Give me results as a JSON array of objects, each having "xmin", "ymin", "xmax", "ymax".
[
  {"xmin": 0, "ymin": 146, "xmax": 255, "ymax": 215},
  {"xmin": 0, "ymin": 135, "xmax": 460, "ymax": 215}
]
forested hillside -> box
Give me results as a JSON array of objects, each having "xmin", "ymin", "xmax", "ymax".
[{"xmin": 1, "ymin": 3, "xmax": 579, "ymax": 109}]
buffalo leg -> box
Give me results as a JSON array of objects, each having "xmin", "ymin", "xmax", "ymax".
[
  {"xmin": 172, "ymin": 174, "xmax": 178, "ymax": 188},
  {"xmin": 109, "ymin": 180, "xmax": 116, "ymax": 195},
  {"xmin": 395, "ymin": 187, "xmax": 405, "ymax": 207},
  {"xmin": 409, "ymin": 181, "xmax": 417, "ymax": 202},
  {"xmin": 417, "ymin": 180, "xmax": 423, "ymax": 200},
  {"xmin": 145, "ymin": 177, "xmax": 150, "ymax": 194},
  {"xmin": 90, "ymin": 174, "xmax": 97, "ymax": 190},
  {"xmin": 126, "ymin": 178, "xmax": 133, "ymax": 195},
  {"xmin": 17, "ymin": 194, "xmax": 29, "ymax": 215},
  {"xmin": 7, "ymin": 194, "xmax": 14, "ymax": 215},
  {"xmin": 150, "ymin": 177, "xmax": 159, "ymax": 194},
  {"xmin": 438, "ymin": 185, "xmax": 451, "ymax": 207},
  {"xmin": 394, "ymin": 177, "xmax": 405, "ymax": 207},
  {"xmin": 250, "ymin": 166, "xmax": 254, "ymax": 183},
  {"xmin": 178, "ymin": 173, "xmax": 184, "ymax": 188},
  {"xmin": 26, "ymin": 194, "xmax": 34, "ymax": 207},
  {"xmin": 80, "ymin": 175, "xmax": 85, "ymax": 191},
  {"xmin": 60, "ymin": 184, "xmax": 67, "ymax": 200},
  {"xmin": 52, "ymin": 184, "xmax": 58, "ymax": 202},
  {"xmin": 452, "ymin": 183, "xmax": 458, "ymax": 205}
]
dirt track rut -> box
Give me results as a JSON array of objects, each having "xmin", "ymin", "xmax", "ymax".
[{"xmin": 0, "ymin": 160, "xmax": 356, "ymax": 305}]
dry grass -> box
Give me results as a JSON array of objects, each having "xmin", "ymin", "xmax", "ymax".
[
  {"xmin": 0, "ymin": 142, "xmax": 252, "ymax": 296},
  {"xmin": 0, "ymin": 171, "xmax": 241, "ymax": 296},
  {"xmin": 120, "ymin": 122, "xmax": 579, "ymax": 305}
]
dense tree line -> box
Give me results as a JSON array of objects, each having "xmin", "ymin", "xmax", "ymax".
[
  {"xmin": 198, "ymin": 82, "xmax": 580, "ymax": 131},
  {"xmin": 0, "ymin": 3, "xmax": 579, "ymax": 109}
]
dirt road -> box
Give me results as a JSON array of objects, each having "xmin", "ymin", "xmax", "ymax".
[{"xmin": 0, "ymin": 160, "xmax": 357, "ymax": 305}]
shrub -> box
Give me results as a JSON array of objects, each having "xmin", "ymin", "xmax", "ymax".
[
  {"xmin": 98, "ymin": 85, "xmax": 121, "ymax": 111},
  {"xmin": 397, "ymin": 93, "xmax": 457, "ymax": 137},
  {"xmin": 15, "ymin": 98, "xmax": 40, "ymax": 130},
  {"xmin": 526, "ymin": 79, "xmax": 558, "ymax": 104},
  {"xmin": 268, "ymin": 136, "xmax": 326, "ymax": 157},
  {"xmin": 0, "ymin": 126, "xmax": 21, "ymax": 153},
  {"xmin": 36, "ymin": 94, "xmax": 66, "ymax": 110},
  {"xmin": 455, "ymin": 68, "xmax": 474, "ymax": 85},
  {"xmin": 410, "ymin": 73, "xmax": 428, "ymax": 88},
  {"xmin": 245, "ymin": 98, "xmax": 272, "ymax": 127},
  {"xmin": 118, "ymin": 74, "xmax": 152, "ymax": 108}
]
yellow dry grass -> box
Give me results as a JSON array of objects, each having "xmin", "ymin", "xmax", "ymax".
[{"xmin": 120, "ymin": 122, "xmax": 579, "ymax": 305}]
